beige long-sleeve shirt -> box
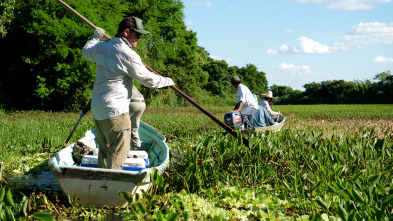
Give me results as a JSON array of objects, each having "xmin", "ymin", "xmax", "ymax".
[{"xmin": 82, "ymin": 36, "xmax": 174, "ymax": 120}]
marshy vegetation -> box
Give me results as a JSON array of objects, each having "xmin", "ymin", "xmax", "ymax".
[{"xmin": 1, "ymin": 104, "xmax": 392, "ymax": 220}]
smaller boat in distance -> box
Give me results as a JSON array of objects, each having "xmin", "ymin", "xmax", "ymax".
[
  {"xmin": 224, "ymin": 112, "xmax": 285, "ymax": 133},
  {"xmin": 252, "ymin": 114, "xmax": 285, "ymax": 132},
  {"xmin": 48, "ymin": 121, "xmax": 169, "ymax": 207}
]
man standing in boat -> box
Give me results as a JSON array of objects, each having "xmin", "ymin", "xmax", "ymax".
[
  {"xmin": 82, "ymin": 16, "xmax": 174, "ymax": 170},
  {"xmin": 230, "ymin": 76, "xmax": 258, "ymax": 128}
]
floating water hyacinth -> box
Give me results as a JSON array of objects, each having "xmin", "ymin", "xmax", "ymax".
[{"xmin": 0, "ymin": 104, "xmax": 392, "ymax": 219}]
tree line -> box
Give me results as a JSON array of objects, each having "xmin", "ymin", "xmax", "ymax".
[
  {"xmin": 0, "ymin": 0, "xmax": 267, "ymax": 111},
  {"xmin": 271, "ymin": 71, "xmax": 393, "ymax": 105},
  {"xmin": 0, "ymin": 0, "xmax": 391, "ymax": 111}
]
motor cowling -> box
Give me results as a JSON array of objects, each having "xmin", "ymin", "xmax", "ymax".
[{"xmin": 224, "ymin": 112, "xmax": 243, "ymax": 129}]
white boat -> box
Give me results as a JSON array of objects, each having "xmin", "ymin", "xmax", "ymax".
[
  {"xmin": 48, "ymin": 121, "xmax": 169, "ymax": 207},
  {"xmin": 224, "ymin": 112, "xmax": 286, "ymax": 133},
  {"xmin": 252, "ymin": 114, "xmax": 286, "ymax": 132}
]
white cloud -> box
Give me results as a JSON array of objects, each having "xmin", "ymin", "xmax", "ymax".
[
  {"xmin": 372, "ymin": 55, "xmax": 393, "ymax": 63},
  {"xmin": 341, "ymin": 22, "xmax": 393, "ymax": 45},
  {"xmin": 267, "ymin": 36, "xmax": 330, "ymax": 54},
  {"xmin": 278, "ymin": 63, "xmax": 312, "ymax": 75},
  {"xmin": 193, "ymin": 1, "xmax": 212, "ymax": 8},
  {"xmin": 279, "ymin": 44, "xmax": 290, "ymax": 52},
  {"xmin": 293, "ymin": 0, "xmax": 392, "ymax": 10},
  {"xmin": 186, "ymin": 21, "xmax": 195, "ymax": 27},
  {"xmin": 266, "ymin": 49, "xmax": 278, "ymax": 55},
  {"xmin": 330, "ymin": 42, "xmax": 350, "ymax": 51},
  {"xmin": 227, "ymin": 5, "xmax": 236, "ymax": 10},
  {"xmin": 297, "ymin": 36, "xmax": 330, "ymax": 53},
  {"xmin": 285, "ymin": 28, "xmax": 294, "ymax": 33},
  {"xmin": 267, "ymin": 22, "xmax": 393, "ymax": 55},
  {"xmin": 210, "ymin": 55, "xmax": 232, "ymax": 63},
  {"xmin": 186, "ymin": 21, "xmax": 195, "ymax": 30},
  {"xmin": 193, "ymin": 1, "xmax": 202, "ymax": 7}
]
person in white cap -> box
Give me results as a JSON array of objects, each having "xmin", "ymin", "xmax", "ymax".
[
  {"xmin": 230, "ymin": 76, "xmax": 258, "ymax": 128},
  {"xmin": 82, "ymin": 16, "xmax": 175, "ymax": 170},
  {"xmin": 259, "ymin": 91, "xmax": 283, "ymax": 121}
]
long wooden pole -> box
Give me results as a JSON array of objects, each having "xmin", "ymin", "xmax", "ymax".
[
  {"xmin": 62, "ymin": 99, "xmax": 91, "ymax": 147},
  {"xmin": 56, "ymin": 0, "xmax": 249, "ymax": 147}
]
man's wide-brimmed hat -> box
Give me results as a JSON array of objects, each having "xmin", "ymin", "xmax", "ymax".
[
  {"xmin": 119, "ymin": 16, "xmax": 150, "ymax": 35},
  {"xmin": 262, "ymin": 91, "xmax": 277, "ymax": 99}
]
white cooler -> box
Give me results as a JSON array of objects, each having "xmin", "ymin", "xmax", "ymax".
[{"xmin": 81, "ymin": 149, "xmax": 149, "ymax": 171}]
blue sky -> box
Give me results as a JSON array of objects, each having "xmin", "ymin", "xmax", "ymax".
[{"xmin": 182, "ymin": 0, "xmax": 393, "ymax": 91}]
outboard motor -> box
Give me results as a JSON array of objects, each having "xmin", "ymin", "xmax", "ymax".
[{"xmin": 224, "ymin": 112, "xmax": 243, "ymax": 129}]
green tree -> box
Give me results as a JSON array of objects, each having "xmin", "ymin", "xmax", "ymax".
[
  {"xmin": 321, "ymin": 80, "xmax": 357, "ymax": 104},
  {"xmin": 302, "ymin": 82, "xmax": 322, "ymax": 104},
  {"xmin": 0, "ymin": 0, "xmax": 15, "ymax": 38},
  {"xmin": 202, "ymin": 58, "xmax": 230, "ymax": 95},
  {"xmin": 237, "ymin": 64, "xmax": 267, "ymax": 93},
  {"xmin": 0, "ymin": 0, "xmax": 128, "ymax": 110},
  {"xmin": 270, "ymin": 84, "xmax": 293, "ymax": 97},
  {"xmin": 373, "ymin": 71, "xmax": 393, "ymax": 103},
  {"xmin": 126, "ymin": 0, "xmax": 209, "ymax": 100},
  {"xmin": 0, "ymin": 0, "xmax": 210, "ymax": 110},
  {"xmin": 269, "ymin": 84, "xmax": 295, "ymax": 104}
]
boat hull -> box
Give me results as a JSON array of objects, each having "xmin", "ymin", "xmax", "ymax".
[
  {"xmin": 252, "ymin": 115, "xmax": 286, "ymax": 132},
  {"xmin": 49, "ymin": 122, "xmax": 169, "ymax": 207}
]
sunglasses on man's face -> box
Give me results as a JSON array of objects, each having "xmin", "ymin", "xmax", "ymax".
[{"xmin": 129, "ymin": 29, "xmax": 141, "ymax": 39}]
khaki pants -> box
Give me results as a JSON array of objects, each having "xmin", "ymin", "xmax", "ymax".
[
  {"xmin": 129, "ymin": 101, "xmax": 146, "ymax": 150},
  {"xmin": 94, "ymin": 113, "xmax": 131, "ymax": 170}
]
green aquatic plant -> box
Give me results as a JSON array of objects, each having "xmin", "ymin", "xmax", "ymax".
[{"xmin": 1, "ymin": 105, "xmax": 392, "ymax": 219}]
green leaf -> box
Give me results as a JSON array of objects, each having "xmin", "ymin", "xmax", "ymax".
[
  {"xmin": 118, "ymin": 191, "xmax": 134, "ymax": 203},
  {"xmin": 337, "ymin": 204, "xmax": 348, "ymax": 221},
  {"xmin": 316, "ymin": 199, "xmax": 329, "ymax": 210},
  {"xmin": 237, "ymin": 129, "xmax": 242, "ymax": 145},
  {"xmin": 346, "ymin": 188, "xmax": 356, "ymax": 202},
  {"xmin": 348, "ymin": 209, "xmax": 357, "ymax": 221},
  {"xmin": 333, "ymin": 181, "xmax": 345, "ymax": 191},
  {"xmin": 310, "ymin": 213, "xmax": 323, "ymax": 221},
  {"xmin": 351, "ymin": 189, "xmax": 365, "ymax": 204},
  {"xmin": 4, "ymin": 189, "xmax": 14, "ymax": 207},
  {"xmin": 376, "ymin": 183, "xmax": 387, "ymax": 195},
  {"xmin": 327, "ymin": 184, "xmax": 339, "ymax": 194},
  {"xmin": 151, "ymin": 167, "xmax": 159, "ymax": 182},
  {"xmin": 249, "ymin": 136, "xmax": 257, "ymax": 148},
  {"xmin": 156, "ymin": 173, "xmax": 164, "ymax": 188},
  {"xmin": 182, "ymin": 210, "xmax": 191, "ymax": 221},
  {"xmin": 218, "ymin": 142, "xmax": 225, "ymax": 155},
  {"xmin": 161, "ymin": 183, "xmax": 169, "ymax": 195},
  {"xmin": 134, "ymin": 192, "xmax": 140, "ymax": 201},
  {"xmin": 18, "ymin": 196, "xmax": 29, "ymax": 217},
  {"xmin": 0, "ymin": 187, "xmax": 5, "ymax": 202},
  {"xmin": 351, "ymin": 173, "xmax": 360, "ymax": 182},
  {"xmin": 382, "ymin": 194, "xmax": 393, "ymax": 210},
  {"xmin": 32, "ymin": 212, "xmax": 56, "ymax": 221},
  {"xmin": 184, "ymin": 163, "xmax": 194, "ymax": 182},
  {"xmin": 153, "ymin": 210, "xmax": 164, "ymax": 221},
  {"xmin": 203, "ymin": 136, "xmax": 212, "ymax": 148},
  {"xmin": 368, "ymin": 173, "xmax": 381, "ymax": 195},
  {"xmin": 166, "ymin": 211, "xmax": 181, "ymax": 221},
  {"xmin": 5, "ymin": 206, "xmax": 16, "ymax": 221},
  {"xmin": 135, "ymin": 202, "xmax": 147, "ymax": 214}
]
